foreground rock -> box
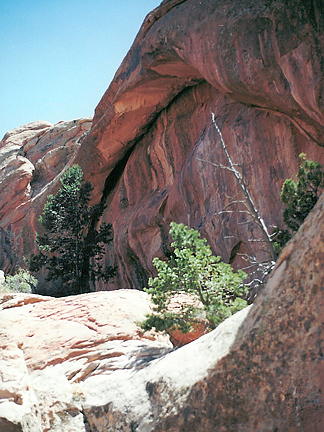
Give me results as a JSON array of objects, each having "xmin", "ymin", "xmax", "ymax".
[
  {"xmin": 0, "ymin": 119, "xmax": 91, "ymax": 271},
  {"xmin": 0, "ymin": 289, "xmax": 251, "ymax": 432},
  {"xmin": 0, "ymin": 290, "xmax": 172, "ymax": 431},
  {"xmin": 149, "ymin": 188, "xmax": 324, "ymax": 431},
  {"xmin": 1, "ymin": 191, "xmax": 324, "ymax": 431}
]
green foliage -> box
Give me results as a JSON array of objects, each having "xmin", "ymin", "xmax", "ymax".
[
  {"xmin": 273, "ymin": 154, "xmax": 324, "ymax": 254},
  {"xmin": 281, "ymin": 154, "xmax": 324, "ymax": 232},
  {"xmin": 30, "ymin": 165, "xmax": 116, "ymax": 296},
  {"xmin": 271, "ymin": 226, "xmax": 292, "ymax": 256},
  {"xmin": 1, "ymin": 268, "xmax": 38, "ymax": 293},
  {"xmin": 140, "ymin": 222, "xmax": 247, "ymax": 334}
]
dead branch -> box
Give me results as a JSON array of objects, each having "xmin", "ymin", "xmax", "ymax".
[{"xmin": 209, "ymin": 113, "xmax": 277, "ymax": 261}]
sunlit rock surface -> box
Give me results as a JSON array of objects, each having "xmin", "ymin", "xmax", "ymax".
[
  {"xmin": 75, "ymin": 0, "xmax": 324, "ymax": 290},
  {"xmin": 0, "ymin": 289, "xmax": 172, "ymax": 432},
  {"xmin": 149, "ymin": 179, "xmax": 324, "ymax": 432},
  {"xmin": 1, "ymin": 186, "xmax": 324, "ymax": 430},
  {"xmin": 0, "ymin": 119, "xmax": 92, "ymax": 271},
  {"xmin": 1, "ymin": 0, "xmax": 324, "ymax": 291}
]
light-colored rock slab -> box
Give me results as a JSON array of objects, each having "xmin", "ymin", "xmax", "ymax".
[{"xmin": 0, "ymin": 289, "xmax": 172, "ymax": 431}]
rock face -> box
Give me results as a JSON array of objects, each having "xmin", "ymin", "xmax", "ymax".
[
  {"xmin": 1, "ymin": 191, "xmax": 324, "ymax": 431},
  {"xmin": 0, "ymin": 228, "xmax": 14, "ymax": 274},
  {"xmin": 75, "ymin": 0, "xmax": 324, "ymax": 290},
  {"xmin": 0, "ymin": 289, "xmax": 172, "ymax": 432},
  {"xmin": 0, "ymin": 119, "xmax": 92, "ymax": 271},
  {"xmin": 1, "ymin": 0, "xmax": 324, "ymax": 291},
  {"xmin": 150, "ymin": 176, "xmax": 324, "ymax": 432},
  {"xmin": 1, "ymin": 0, "xmax": 324, "ymax": 429}
]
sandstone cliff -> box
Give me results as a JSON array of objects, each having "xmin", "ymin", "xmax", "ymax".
[
  {"xmin": 0, "ymin": 119, "xmax": 91, "ymax": 272},
  {"xmin": 1, "ymin": 0, "xmax": 324, "ymax": 292},
  {"xmin": 1, "ymin": 0, "xmax": 324, "ymax": 430},
  {"xmin": 76, "ymin": 0, "xmax": 324, "ymax": 291}
]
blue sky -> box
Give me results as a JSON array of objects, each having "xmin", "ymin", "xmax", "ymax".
[{"xmin": 0, "ymin": 0, "xmax": 161, "ymax": 140}]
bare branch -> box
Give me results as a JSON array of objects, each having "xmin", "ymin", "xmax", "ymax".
[
  {"xmin": 218, "ymin": 210, "xmax": 252, "ymax": 215},
  {"xmin": 238, "ymin": 218, "xmax": 256, "ymax": 225},
  {"xmin": 196, "ymin": 158, "xmax": 237, "ymax": 172},
  {"xmin": 210, "ymin": 113, "xmax": 277, "ymax": 261}
]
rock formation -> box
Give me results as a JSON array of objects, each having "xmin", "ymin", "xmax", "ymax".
[
  {"xmin": 0, "ymin": 289, "xmax": 172, "ymax": 431},
  {"xmin": 1, "ymin": 190, "xmax": 324, "ymax": 431},
  {"xmin": 0, "ymin": 119, "xmax": 91, "ymax": 271},
  {"xmin": 1, "ymin": 0, "xmax": 324, "ymax": 430},
  {"xmin": 1, "ymin": 0, "xmax": 324, "ymax": 292},
  {"xmin": 0, "ymin": 228, "xmax": 14, "ymax": 274},
  {"xmin": 75, "ymin": 0, "xmax": 324, "ymax": 290}
]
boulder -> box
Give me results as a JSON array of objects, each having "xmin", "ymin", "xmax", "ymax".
[
  {"xmin": 0, "ymin": 289, "xmax": 171, "ymax": 432},
  {"xmin": 1, "ymin": 0, "xmax": 324, "ymax": 292},
  {"xmin": 148, "ymin": 170, "xmax": 324, "ymax": 432},
  {"xmin": 82, "ymin": 305, "xmax": 252, "ymax": 432}
]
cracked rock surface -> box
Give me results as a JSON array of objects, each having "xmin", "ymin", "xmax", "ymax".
[{"xmin": 0, "ymin": 118, "xmax": 91, "ymax": 272}]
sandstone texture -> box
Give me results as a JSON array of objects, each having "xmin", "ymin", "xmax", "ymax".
[
  {"xmin": 150, "ymin": 170, "xmax": 324, "ymax": 432},
  {"xmin": 0, "ymin": 119, "xmax": 92, "ymax": 271},
  {"xmin": 0, "ymin": 289, "xmax": 172, "ymax": 431},
  {"xmin": 1, "ymin": 191, "xmax": 324, "ymax": 431},
  {"xmin": 1, "ymin": 0, "xmax": 324, "ymax": 292},
  {"xmin": 75, "ymin": 0, "xmax": 324, "ymax": 291},
  {"xmin": 1, "ymin": 0, "xmax": 324, "ymax": 430}
]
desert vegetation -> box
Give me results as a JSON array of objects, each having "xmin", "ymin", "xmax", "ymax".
[
  {"xmin": 273, "ymin": 153, "xmax": 324, "ymax": 254},
  {"xmin": 140, "ymin": 222, "xmax": 248, "ymax": 335},
  {"xmin": 0, "ymin": 268, "xmax": 37, "ymax": 293},
  {"xmin": 3, "ymin": 153, "xmax": 321, "ymax": 337},
  {"xmin": 29, "ymin": 165, "xmax": 116, "ymax": 296}
]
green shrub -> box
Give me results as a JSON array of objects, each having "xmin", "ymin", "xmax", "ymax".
[
  {"xmin": 1, "ymin": 268, "xmax": 38, "ymax": 293},
  {"xmin": 273, "ymin": 154, "xmax": 324, "ymax": 254},
  {"xmin": 140, "ymin": 222, "xmax": 247, "ymax": 334},
  {"xmin": 281, "ymin": 154, "xmax": 324, "ymax": 232}
]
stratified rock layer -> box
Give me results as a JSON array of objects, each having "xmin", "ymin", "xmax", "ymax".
[{"xmin": 75, "ymin": 0, "xmax": 324, "ymax": 290}]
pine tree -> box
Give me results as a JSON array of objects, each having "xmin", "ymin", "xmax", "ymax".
[{"xmin": 30, "ymin": 165, "xmax": 116, "ymax": 296}]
